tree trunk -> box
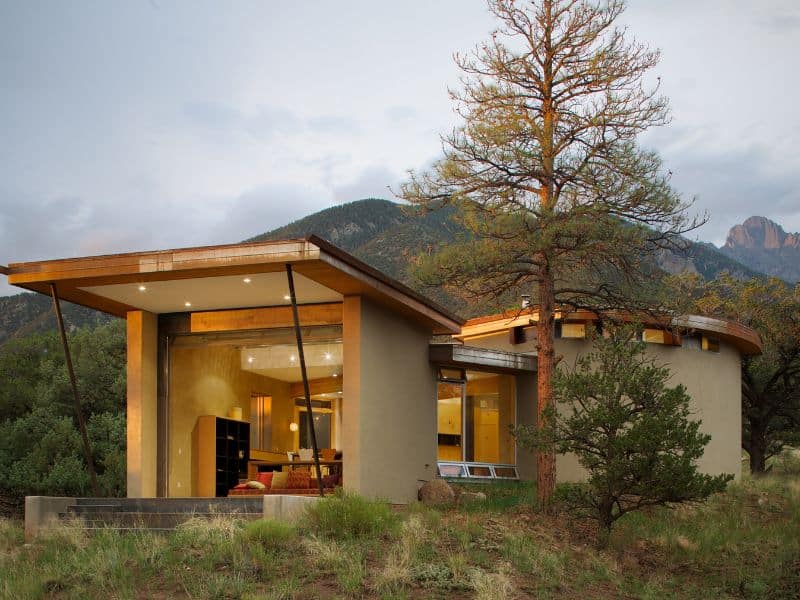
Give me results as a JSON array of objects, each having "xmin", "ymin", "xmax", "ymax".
[
  {"xmin": 536, "ymin": 260, "xmax": 557, "ymax": 510},
  {"xmin": 596, "ymin": 499, "xmax": 614, "ymax": 549},
  {"xmin": 747, "ymin": 426, "xmax": 768, "ymax": 474}
]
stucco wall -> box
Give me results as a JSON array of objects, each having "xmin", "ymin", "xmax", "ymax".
[
  {"xmin": 343, "ymin": 296, "xmax": 438, "ymax": 503},
  {"xmin": 468, "ymin": 332, "xmax": 742, "ymax": 482},
  {"xmin": 168, "ymin": 344, "xmax": 292, "ymax": 496}
]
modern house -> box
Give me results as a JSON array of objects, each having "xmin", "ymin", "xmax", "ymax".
[{"xmin": 4, "ymin": 237, "xmax": 761, "ymax": 503}]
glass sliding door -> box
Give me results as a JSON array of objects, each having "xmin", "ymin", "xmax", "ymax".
[
  {"xmin": 465, "ymin": 373, "xmax": 516, "ymax": 465},
  {"xmin": 437, "ymin": 381, "xmax": 465, "ymax": 461},
  {"xmin": 436, "ymin": 369, "xmax": 518, "ymax": 480}
]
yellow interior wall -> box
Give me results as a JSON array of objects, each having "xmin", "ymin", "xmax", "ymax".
[
  {"xmin": 168, "ymin": 344, "xmax": 294, "ymax": 496},
  {"xmin": 468, "ymin": 375, "xmax": 516, "ymax": 465}
]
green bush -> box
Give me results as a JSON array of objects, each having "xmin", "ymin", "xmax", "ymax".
[
  {"xmin": 242, "ymin": 519, "xmax": 297, "ymax": 553},
  {"xmin": 301, "ymin": 490, "xmax": 399, "ymax": 540}
]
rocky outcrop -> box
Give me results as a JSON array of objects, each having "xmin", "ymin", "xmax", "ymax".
[
  {"xmin": 720, "ymin": 216, "xmax": 800, "ymax": 283},
  {"xmin": 724, "ymin": 216, "xmax": 800, "ymax": 250}
]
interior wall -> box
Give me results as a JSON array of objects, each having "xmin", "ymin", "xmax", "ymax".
[{"xmin": 168, "ymin": 344, "xmax": 293, "ymax": 496}]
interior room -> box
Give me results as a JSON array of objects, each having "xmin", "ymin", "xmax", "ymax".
[
  {"xmin": 166, "ymin": 325, "xmax": 343, "ymax": 497},
  {"xmin": 437, "ymin": 369, "xmax": 516, "ymax": 473}
]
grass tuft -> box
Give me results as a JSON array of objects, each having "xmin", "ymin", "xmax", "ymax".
[{"xmin": 301, "ymin": 489, "xmax": 399, "ymax": 540}]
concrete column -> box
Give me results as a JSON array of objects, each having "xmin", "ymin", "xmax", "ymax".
[
  {"xmin": 516, "ymin": 372, "xmax": 538, "ymax": 482},
  {"xmin": 342, "ymin": 296, "xmax": 438, "ymax": 503},
  {"xmin": 127, "ymin": 310, "xmax": 158, "ymax": 497},
  {"xmin": 342, "ymin": 296, "xmax": 363, "ymax": 495}
]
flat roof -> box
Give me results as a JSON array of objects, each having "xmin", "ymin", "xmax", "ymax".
[
  {"xmin": 4, "ymin": 235, "xmax": 464, "ymax": 335},
  {"xmin": 430, "ymin": 343, "xmax": 537, "ymax": 374},
  {"xmin": 458, "ymin": 307, "xmax": 762, "ymax": 355}
]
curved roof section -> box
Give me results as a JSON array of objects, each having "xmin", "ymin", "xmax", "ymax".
[
  {"xmin": 4, "ymin": 235, "xmax": 464, "ymax": 335},
  {"xmin": 457, "ymin": 307, "xmax": 762, "ymax": 355}
]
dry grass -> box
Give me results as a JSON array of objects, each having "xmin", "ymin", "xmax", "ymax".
[{"xmin": 0, "ymin": 474, "xmax": 798, "ymax": 599}]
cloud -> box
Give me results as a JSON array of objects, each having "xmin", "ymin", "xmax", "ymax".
[
  {"xmin": 660, "ymin": 145, "xmax": 800, "ymax": 244},
  {"xmin": 385, "ymin": 105, "xmax": 417, "ymax": 123},
  {"xmin": 759, "ymin": 13, "xmax": 800, "ymax": 33},
  {"xmin": 332, "ymin": 165, "xmax": 399, "ymax": 204},
  {"xmin": 307, "ymin": 115, "xmax": 360, "ymax": 135},
  {"xmin": 209, "ymin": 183, "xmax": 333, "ymax": 243}
]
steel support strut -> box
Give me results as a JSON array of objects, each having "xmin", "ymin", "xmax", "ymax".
[
  {"xmin": 285, "ymin": 265, "xmax": 325, "ymax": 497},
  {"xmin": 49, "ymin": 283, "xmax": 100, "ymax": 496}
]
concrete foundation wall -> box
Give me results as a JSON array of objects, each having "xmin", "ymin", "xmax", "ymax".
[
  {"xmin": 470, "ymin": 332, "xmax": 743, "ymax": 482},
  {"xmin": 343, "ymin": 296, "xmax": 438, "ymax": 503}
]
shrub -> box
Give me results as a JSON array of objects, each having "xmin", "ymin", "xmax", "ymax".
[
  {"xmin": 242, "ymin": 519, "xmax": 297, "ymax": 553},
  {"xmin": 301, "ymin": 490, "xmax": 399, "ymax": 540},
  {"xmin": 516, "ymin": 325, "xmax": 732, "ymax": 546}
]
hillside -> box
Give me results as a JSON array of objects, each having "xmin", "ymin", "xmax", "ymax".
[
  {"xmin": 0, "ymin": 293, "xmax": 114, "ymax": 347},
  {"xmin": 0, "ymin": 199, "xmax": 770, "ymax": 343}
]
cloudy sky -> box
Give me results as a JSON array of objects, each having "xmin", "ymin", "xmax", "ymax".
[{"xmin": 1, "ymin": 0, "xmax": 798, "ymax": 296}]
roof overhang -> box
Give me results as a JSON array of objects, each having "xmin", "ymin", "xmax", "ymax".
[
  {"xmin": 430, "ymin": 343, "xmax": 537, "ymax": 374},
  {"xmin": 458, "ymin": 307, "xmax": 762, "ymax": 355},
  {"xmin": 4, "ymin": 235, "xmax": 464, "ymax": 335}
]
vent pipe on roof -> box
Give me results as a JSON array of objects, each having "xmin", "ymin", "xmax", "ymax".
[{"xmin": 521, "ymin": 294, "xmax": 531, "ymax": 309}]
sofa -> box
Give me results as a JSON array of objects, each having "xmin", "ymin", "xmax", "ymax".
[{"xmin": 227, "ymin": 469, "xmax": 341, "ymax": 497}]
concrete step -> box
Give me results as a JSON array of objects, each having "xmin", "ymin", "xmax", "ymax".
[
  {"xmin": 63, "ymin": 509, "xmax": 263, "ymax": 530},
  {"xmin": 70, "ymin": 497, "xmax": 263, "ymax": 514}
]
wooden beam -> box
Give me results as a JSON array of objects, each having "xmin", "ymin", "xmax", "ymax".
[
  {"xmin": 190, "ymin": 303, "xmax": 343, "ymax": 333},
  {"xmin": 0, "ymin": 265, "xmax": 8, "ymax": 275},
  {"xmin": 290, "ymin": 376, "xmax": 342, "ymax": 399}
]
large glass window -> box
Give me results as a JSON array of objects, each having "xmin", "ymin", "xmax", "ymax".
[
  {"xmin": 465, "ymin": 373, "xmax": 516, "ymax": 464},
  {"xmin": 437, "ymin": 370, "xmax": 516, "ymax": 466},
  {"xmin": 437, "ymin": 381, "xmax": 464, "ymax": 461}
]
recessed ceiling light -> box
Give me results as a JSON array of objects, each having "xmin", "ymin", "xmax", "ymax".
[
  {"xmin": 247, "ymin": 356, "xmax": 255, "ymax": 364},
  {"xmin": 184, "ymin": 301, "xmax": 192, "ymax": 308},
  {"xmin": 324, "ymin": 352, "xmax": 332, "ymax": 361},
  {"xmin": 289, "ymin": 355, "xmax": 296, "ymax": 362},
  {"xmin": 243, "ymin": 277, "xmax": 252, "ymax": 284},
  {"xmin": 283, "ymin": 294, "xmax": 291, "ymax": 301},
  {"xmin": 332, "ymin": 373, "xmax": 338, "ymax": 378},
  {"xmin": 138, "ymin": 285, "xmax": 147, "ymax": 292}
]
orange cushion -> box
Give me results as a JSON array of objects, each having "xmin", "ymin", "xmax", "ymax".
[
  {"xmin": 287, "ymin": 469, "xmax": 310, "ymax": 489},
  {"xmin": 271, "ymin": 471, "xmax": 289, "ymax": 489},
  {"xmin": 256, "ymin": 472, "xmax": 273, "ymax": 487}
]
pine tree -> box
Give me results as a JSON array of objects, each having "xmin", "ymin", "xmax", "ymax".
[{"xmin": 401, "ymin": 0, "xmax": 701, "ymax": 508}]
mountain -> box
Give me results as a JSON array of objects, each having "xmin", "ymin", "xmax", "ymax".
[
  {"xmin": 0, "ymin": 199, "xmax": 773, "ymax": 344},
  {"xmin": 0, "ymin": 293, "xmax": 113, "ymax": 347},
  {"xmin": 719, "ymin": 216, "xmax": 800, "ymax": 282}
]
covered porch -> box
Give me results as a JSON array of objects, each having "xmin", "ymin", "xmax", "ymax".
[{"xmin": 6, "ymin": 236, "xmax": 463, "ymax": 504}]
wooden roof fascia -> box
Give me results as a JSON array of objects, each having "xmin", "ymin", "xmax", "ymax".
[
  {"xmin": 0, "ymin": 265, "xmax": 8, "ymax": 276},
  {"xmin": 5, "ymin": 237, "xmax": 465, "ymax": 334},
  {"xmin": 6, "ymin": 240, "xmax": 317, "ymax": 286},
  {"xmin": 459, "ymin": 309, "xmax": 763, "ymax": 356},
  {"xmin": 308, "ymin": 235, "xmax": 465, "ymax": 328},
  {"xmin": 672, "ymin": 315, "xmax": 763, "ymax": 355},
  {"xmin": 312, "ymin": 244, "xmax": 463, "ymax": 334}
]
